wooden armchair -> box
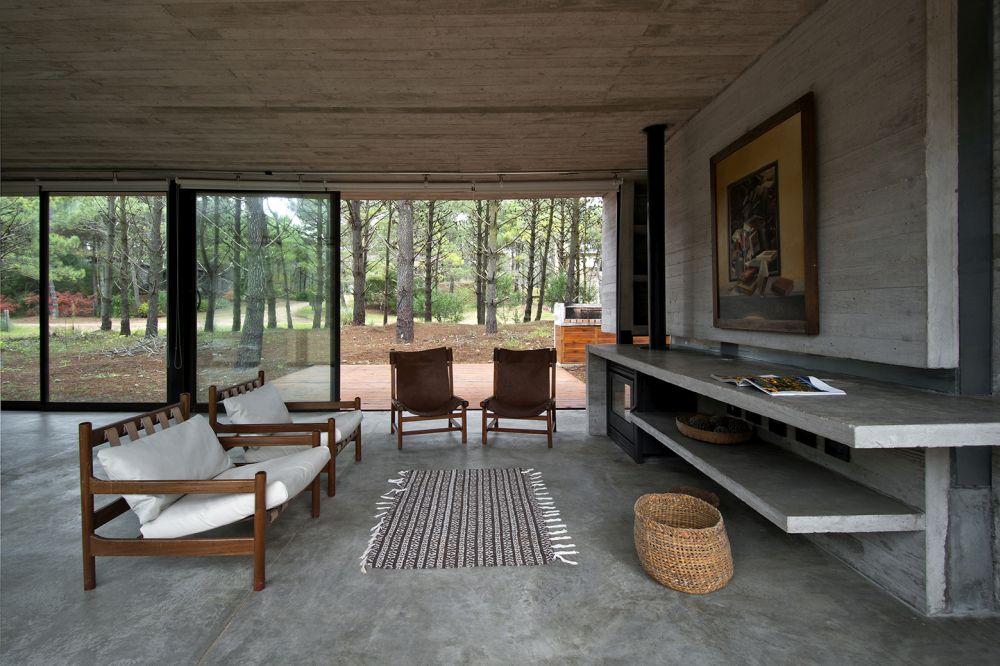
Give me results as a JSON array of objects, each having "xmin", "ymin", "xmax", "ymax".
[
  {"xmin": 480, "ymin": 348, "xmax": 558, "ymax": 447},
  {"xmin": 208, "ymin": 371, "xmax": 363, "ymax": 497},
  {"xmin": 80, "ymin": 393, "xmax": 328, "ymax": 592},
  {"xmin": 389, "ymin": 347, "xmax": 468, "ymax": 448}
]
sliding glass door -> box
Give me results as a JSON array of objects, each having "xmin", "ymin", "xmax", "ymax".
[
  {"xmin": 47, "ymin": 194, "xmax": 168, "ymax": 403},
  {"xmin": 193, "ymin": 192, "xmax": 338, "ymax": 402},
  {"xmin": 0, "ymin": 195, "xmax": 41, "ymax": 402}
]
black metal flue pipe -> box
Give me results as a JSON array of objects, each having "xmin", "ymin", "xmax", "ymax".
[{"xmin": 643, "ymin": 123, "xmax": 668, "ymax": 350}]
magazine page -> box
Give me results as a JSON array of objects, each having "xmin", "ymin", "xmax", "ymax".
[
  {"xmin": 744, "ymin": 375, "xmax": 845, "ymax": 396},
  {"xmin": 710, "ymin": 374, "xmax": 750, "ymax": 386}
]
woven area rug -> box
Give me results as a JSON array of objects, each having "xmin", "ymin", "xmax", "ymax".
[{"xmin": 361, "ymin": 468, "xmax": 577, "ymax": 571}]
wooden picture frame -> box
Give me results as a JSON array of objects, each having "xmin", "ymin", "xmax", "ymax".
[{"xmin": 710, "ymin": 92, "xmax": 818, "ymax": 334}]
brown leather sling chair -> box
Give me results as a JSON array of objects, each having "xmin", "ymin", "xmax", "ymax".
[
  {"xmin": 480, "ymin": 347, "xmax": 557, "ymax": 447},
  {"xmin": 389, "ymin": 347, "xmax": 468, "ymax": 448}
]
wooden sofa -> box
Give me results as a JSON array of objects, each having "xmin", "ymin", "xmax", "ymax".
[
  {"xmin": 208, "ymin": 371, "xmax": 363, "ymax": 497},
  {"xmin": 80, "ymin": 393, "xmax": 328, "ymax": 592}
]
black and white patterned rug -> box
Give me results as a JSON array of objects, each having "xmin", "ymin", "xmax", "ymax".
[{"xmin": 361, "ymin": 468, "xmax": 578, "ymax": 571}]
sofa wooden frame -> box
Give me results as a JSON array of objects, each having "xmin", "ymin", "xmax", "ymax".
[
  {"xmin": 481, "ymin": 348, "xmax": 558, "ymax": 448},
  {"xmin": 389, "ymin": 348, "xmax": 468, "ymax": 449},
  {"xmin": 80, "ymin": 393, "xmax": 324, "ymax": 592},
  {"xmin": 207, "ymin": 370, "xmax": 362, "ymax": 497}
]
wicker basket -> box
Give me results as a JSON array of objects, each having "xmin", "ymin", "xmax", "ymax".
[
  {"xmin": 675, "ymin": 414, "xmax": 752, "ymax": 445},
  {"xmin": 668, "ymin": 485, "xmax": 720, "ymax": 508},
  {"xmin": 633, "ymin": 493, "xmax": 734, "ymax": 594}
]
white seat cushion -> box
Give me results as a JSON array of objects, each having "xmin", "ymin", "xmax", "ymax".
[
  {"xmin": 243, "ymin": 410, "xmax": 363, "ymax": 463},
  {"xmin": 140, "ymin": 446, "xmax": 330, "ymax": 539},
  {"xmin": 96, "ymin": 414, "xmax": 233, "ymax": 525},
  {"xmin": 222, "ymin": 383, "xmax": 291, "ymax": 425}
]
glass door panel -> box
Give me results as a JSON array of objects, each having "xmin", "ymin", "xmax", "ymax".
[
  {"xmin": 194, "ymin": 193, "xmax": 335, "ymax": 402},
  {"xmin": 47, "ymin": 194, "xmax": 168, "ymax": 402},
  {"xmin": 0, "ymin": 196, "xmax": 41, "ymax": 401}
]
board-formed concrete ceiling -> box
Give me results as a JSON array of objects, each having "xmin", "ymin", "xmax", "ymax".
[{"xmin": 0, "ymin": 0, "xmax": 824, "ymax": 178}]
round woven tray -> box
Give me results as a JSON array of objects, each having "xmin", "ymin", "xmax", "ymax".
[
  {"xmin": 633, "ymin": 493, "xmax": 734, "ymax": 594},
  {"xmin": 668, "ymin": 485, "xmax": 720, "ymax": 508},
  {"xmin": 675, "ymin": 414, "xmax": 752, "ymax": 445}
]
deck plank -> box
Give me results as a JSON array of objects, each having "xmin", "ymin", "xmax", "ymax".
[{"xmin": 270, "ymin": 363, "xmax": 586, "ymax": 410}]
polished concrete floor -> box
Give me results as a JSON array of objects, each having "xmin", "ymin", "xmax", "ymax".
[{"xmin": 1, "ymin": 409, "xmax": 998, "ymax": 665}]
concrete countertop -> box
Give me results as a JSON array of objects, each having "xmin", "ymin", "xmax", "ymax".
[{"xmin": 588, "ymin": 344, "xmax": 1000, "ymax": 449}]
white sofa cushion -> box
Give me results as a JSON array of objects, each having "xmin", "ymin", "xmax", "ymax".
[
  {"xmin": 243, "ymin": 410, "xmax": 363, "ymax": 463},
  {"xmin": 96, "ymin": 414, "xmax": 234, "ymax": 525},
  {"xmin": 140, "ymin": 445, "xmax": 330, "ymax": 539},
  {"xmin": 221, "ymin": 383, "xmax": 291, "ymax": 425}
]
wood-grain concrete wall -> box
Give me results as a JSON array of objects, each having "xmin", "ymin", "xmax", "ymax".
[{"xmin": 663, "ymin": 0, "xmax": 949, "ymax": 368}]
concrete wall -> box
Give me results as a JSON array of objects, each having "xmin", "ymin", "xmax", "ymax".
[
  {"xmin": 601, "ymin": 193, "xmax": 617, "ymax": 334},
  {"xmin": 663, "ymin": 0, "xmax": 952, "ymax": 369}
]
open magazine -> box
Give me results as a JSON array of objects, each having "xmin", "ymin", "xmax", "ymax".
[{"xmin": 711, "ymin": 374, "xmax": 846, "ymax": 396}]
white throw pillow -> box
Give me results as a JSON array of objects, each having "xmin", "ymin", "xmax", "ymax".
[
  {"xmin": 221, "ymin": 383, "xmax": 291, "ymax": 425},
  {"xmin": 96, "ymin": 414, "xmax": 234, "ymax": 525}
]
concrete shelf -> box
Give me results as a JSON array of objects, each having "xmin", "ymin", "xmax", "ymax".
[
  {"xmin": 589, "ymin": 345, "xmax": 1000, "ymax": 448},
  {"xmin": 630, "ymin": 410, "xmax": 926, "ymax": 534}
]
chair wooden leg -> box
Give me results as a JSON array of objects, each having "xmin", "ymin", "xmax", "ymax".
[
  {"xmin": 397, "ymin": 410, "xmax": 404, "ymax": 449},
  {"xmin": 252, "ymin": 471, "xmax": 267, "ymax": 591},
  {"xmin": 547, "ymin": 410, "xmax": 553, "ymax": 449},
  {"xmin": 354, "ymin": 429, "xmax": 362, "ymax": 462},
  {"xmin": 461, "ymin": 406, "xmax": 468, "ymax": 444},
  {"xmin": 553, "ymin": 409, "xmax": 557, "ymax": 433},
  {"xmin": 83, "ymin": 543, "xmax": 96, "ymax": 591},
  {"xmin": 327, "ymin": 452, "xmax": 336, "ymax": 497},
  {"xmin": 311, "ymin": 473, "xmax": 321, "ymax": 518},
  {"xmin": 481, "ymin": 409, "xmax": 488, "ymax": 446},
  {"xmin": 390, "ymin": 405, "xmax": 396, "ymax": 433},
  {"xmin": 81, "ymin": 486, "xmax": 96, "ymax": 591}
]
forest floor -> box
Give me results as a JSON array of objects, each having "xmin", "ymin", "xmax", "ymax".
[{"xmin": 0, "ymin": 319, "xmax": 583, "ymax": 403}]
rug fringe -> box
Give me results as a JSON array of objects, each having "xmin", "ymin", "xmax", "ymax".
[
  {"xmin": 360, "ymin": 470, "xmax": 412, "ymax": 573},
  {"xmin": 520, "ymin": 468, "xmax": 579, "ymax": 567}
]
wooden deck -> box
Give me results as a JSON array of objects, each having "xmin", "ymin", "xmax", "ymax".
[{"xmin": 270, "ymin": 363, "xmax": 587, "ymax": 410}]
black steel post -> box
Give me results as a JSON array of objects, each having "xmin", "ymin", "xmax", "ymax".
[
  {"xmin": 644, "ymin": 123, "xmax": 668, "ymax": 350},
  {"xmin": 330, "ymin": 191, "xmax": 341, "ymax": 401},
  {"xmin": 39, "ymin": 190, "xmax": 50, "ymax": 404}
]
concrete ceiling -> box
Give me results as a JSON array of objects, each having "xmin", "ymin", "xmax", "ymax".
[{"xmin": 0, "ymin": 0, "xmax": 824, "ymax": 179}]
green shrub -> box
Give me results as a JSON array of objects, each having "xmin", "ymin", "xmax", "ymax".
[{"xmin": 431, "ymin": 290, "xmax": 467, "ymax": 323}]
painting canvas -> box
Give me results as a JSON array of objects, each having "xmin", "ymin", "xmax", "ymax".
[{"xmin": 711, "ymin": 93, "xmax": 817, "ymax": 334}]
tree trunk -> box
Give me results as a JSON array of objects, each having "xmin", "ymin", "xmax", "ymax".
[
  {"xmin": 231, "ymin": 198, "xmax": 243, "ymax": 332},
  {"xmin": 474, "ymin": 201, "xmax": 485, "ymax": 325},
  {"xmin": 264, "ymin": 219, "xmax": 277, "ymax": 330},
  {"xmin": 144, "ymin": 198, "xmax": 164, "ymax": 337},
  {"xmin": 236, "ymin": 198, "xmax": 267, "ymax": 368},
  {"xmin": 535, "ymin": 199, "xmax": 555, "ymax": 321},
  {"xmin": 279, "ymin": 239, "xmax": 293, "ymax": 329},
  {"xmin": 201, "ymin": 197, "xmax": 218, "ymax": 333},
  {"xmin": 383, "ymin": 204, "xmax": 392, "ymax": 326},
  {"xmin": 423, "ymin": 200, "xmax": 435, "ymax": 322},
  {"xmin": 565, "ymin": 198, "xmax": 580, "ymax": 304},
  {"xmin": 395, "ymin": 200, "xmax": 415, "ymax": 342},
  {"xmin": 130, "ymin": 264, "xmax": 141, "ymax": 315},
  {"xmin": 100, "ymin": 195, "xmax": 116, "ymax": 331},
  {"xmin": 117, "ymin": 195, "xmax": 132, "ymax": 336},
  {"xmin": 349, "ymin": 200, "xmax": 368, "ymax": 326},
  {"xmin": 312, "ymin": 202, "xmax": 325, "ymax": 329},
  {"xmin": 484, "ymin": 200, "xmax": 498, "ymax": 334},
  {"xmin": 522, "ymin": 199, "xmax": 539, "ymax": 322}
]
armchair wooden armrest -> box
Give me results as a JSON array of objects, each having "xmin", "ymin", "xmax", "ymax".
[
  {"xmin": 285, "ymin": 397, "xmax": 361, "ymax": 412},
  {"xmin": 89, "ymin": 478, "xmax": 260, "ymax": 495}
]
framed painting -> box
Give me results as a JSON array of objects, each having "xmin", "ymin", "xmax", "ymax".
[{"xmin": 710, "ymin": 92, "xmax": 818, "ymax": 334}]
